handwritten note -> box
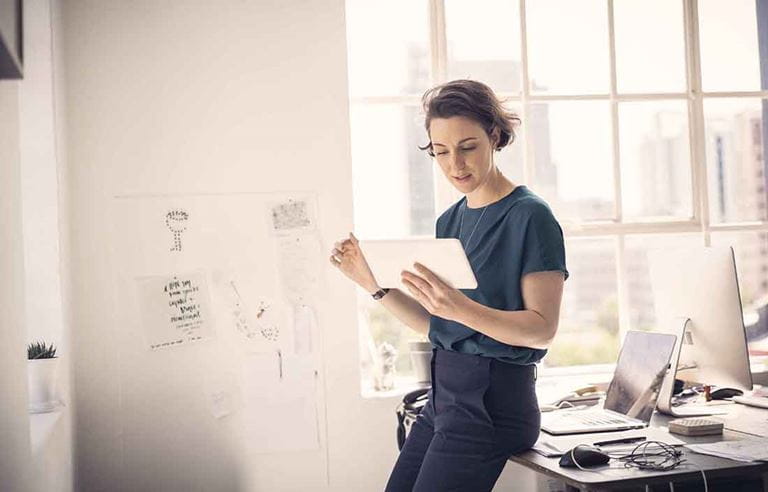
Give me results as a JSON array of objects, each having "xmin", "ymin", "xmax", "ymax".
[
  {"xmin": 278, "ymin": 234, "xmax": 323, "ymax": 304},
  {"xmin": 136, "ymin": 272, "xmax": 214, "ymax": 350}
]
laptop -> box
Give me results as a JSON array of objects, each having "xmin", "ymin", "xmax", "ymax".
[{"xmin": 541, "ymin": 331, "xmax": 677, "ymax": 435}]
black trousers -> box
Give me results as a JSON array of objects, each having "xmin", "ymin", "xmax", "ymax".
[{"xmin": 385, "ymin": 348, "xmax": 540, "ymax": 492}]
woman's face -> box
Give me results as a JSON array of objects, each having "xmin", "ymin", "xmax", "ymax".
[{"xmin": 428, "ymin": 116, "xmax": 497, "ymax": 194}]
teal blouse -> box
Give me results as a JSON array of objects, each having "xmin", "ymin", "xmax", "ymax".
[{"xmin": 429, "ymin": 185, "xmax": 569, "ymax": 365}]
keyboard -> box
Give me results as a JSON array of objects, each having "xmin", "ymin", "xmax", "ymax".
[
  {"xmin": 555, "ymin": 411, "xmax": 630, "ymax": 426},
  {"xmin": 733, "ymin": 395, "xmax": 768, "ymax": 409},
  {"xmin": 541, "ymin": 409, "xmax": 645, "ymax": 435}
]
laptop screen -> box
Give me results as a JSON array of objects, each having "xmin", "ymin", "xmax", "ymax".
[{"xmin": 603, "ymin": 331, "xmax": 677, "ymax": 422}]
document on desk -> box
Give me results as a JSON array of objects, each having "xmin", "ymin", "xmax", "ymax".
[
  {"xmin": 724, "ymin": 417, "xmax": 768, "ymax": 438},
  {"xmin": 685, "ymin": 440, "xmax": 768, "ymax": 462},
  {"xmin": 720, "ymin": 409, "xmax": 768, "ymax": 438}
]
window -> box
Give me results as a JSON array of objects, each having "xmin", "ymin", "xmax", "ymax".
[{"xmin": 346, "ymin": 0, "xmax": 768, "ymax": 392}]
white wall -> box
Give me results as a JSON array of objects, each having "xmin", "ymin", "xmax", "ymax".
[
  {"xmin": 20, "ymin": 0, "xmax": 74, "ymax": 489},
  {"xmin": 0, "ymin": 81, "xmax": 33, "ymax": 492},
  {"xmin": 59, "ymin": 1, "xmax": 402, "ymax": 490},
  {"xmin": 58, "ymin": 2, "xmax": 539, "ymax": 490}
]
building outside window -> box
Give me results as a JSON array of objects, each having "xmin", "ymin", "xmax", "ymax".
[{"xmin": 345, "ymin": 0, "xmax": 768, "ymax": 393}]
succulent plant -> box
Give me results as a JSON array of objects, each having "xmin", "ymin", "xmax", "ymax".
[{"xmin": 27, "ymin": 341, "xmax": 57, "ymax": 360}]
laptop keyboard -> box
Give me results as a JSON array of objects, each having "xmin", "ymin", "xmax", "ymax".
[{"xmin": 558, "ymin": 411, "xmax": 629, "ymax": 426}]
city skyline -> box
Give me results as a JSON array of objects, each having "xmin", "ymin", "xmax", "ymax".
[{"xmin": 346, "ymin": 0, "xmax": 768, "ymax": 372}]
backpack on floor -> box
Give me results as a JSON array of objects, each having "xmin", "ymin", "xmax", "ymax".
[{"xmin": 396, "ymin": 387, "xmax": 430, "ymax": 450}]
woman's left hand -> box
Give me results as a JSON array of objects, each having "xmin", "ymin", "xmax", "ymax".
[{"xmin": 401, "ymin": 262, "xmax": 469, "ymax": 321}]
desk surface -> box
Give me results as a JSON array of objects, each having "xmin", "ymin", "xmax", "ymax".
[{"xmin": 510, "ymin": 404, "xmax": 768, "ymax": 491}]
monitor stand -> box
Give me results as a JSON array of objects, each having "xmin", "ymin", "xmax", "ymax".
[{"xmin": 656, "ymin": 317, "xmax": 728, "ymax": 417}]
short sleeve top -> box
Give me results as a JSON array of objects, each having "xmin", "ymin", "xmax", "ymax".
[{"xmin": 428, "ymin": 185, "xmax": 569, "ymax": 365}]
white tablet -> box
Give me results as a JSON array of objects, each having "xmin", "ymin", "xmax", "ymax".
[{"xmin": 358, "ymin": 238, "xmax": 478, "ymax": 289}]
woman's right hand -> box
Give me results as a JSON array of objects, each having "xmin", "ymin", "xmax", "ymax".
[{"xmin": 329, "ymin": 232, "xmax": 380, "ymax": 293}]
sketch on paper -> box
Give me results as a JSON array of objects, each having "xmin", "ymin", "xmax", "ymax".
[
  {"xmin": 227, "ymin": 282, "xmax": 281, "ymax": 344},
  {"xmin": 268, "ymin": 196, "xmax": 316, "ymax": 235},
  {"xmin": 135, "ymin": 272, "xmax": 214, "ymax": 350},
  {"xmin": 210, "ymin": 271, "xmax": 286, "ymax": 351},
  {"xmin": 165, "ymin": 209, "xmax": 189, "ymax": 252},
  {"xmin": 227, "ymin": 281, "xmax": 260, "ymax": 341},
  {"xmin": 256, "ymin": 299, "xmax": 280, "ymax": 342}
]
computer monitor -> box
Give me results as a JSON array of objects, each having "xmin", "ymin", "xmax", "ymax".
[{"xmin": 648, "ymin": 246, "xmax": 752, "ymax": 413}]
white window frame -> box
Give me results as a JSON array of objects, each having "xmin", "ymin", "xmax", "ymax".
[{"xmin": 350, "ymin": 0, "xmax": 768, "ymax": 379}]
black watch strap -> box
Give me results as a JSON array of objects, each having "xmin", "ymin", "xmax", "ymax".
[{"xmin": 372, "ymin": 288, "xmax": 390, "ymax": 300}]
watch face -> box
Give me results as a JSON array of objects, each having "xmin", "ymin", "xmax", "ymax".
[{"xmin": 373, "ymin": 288, "xmax": 389, "ymax": 300}]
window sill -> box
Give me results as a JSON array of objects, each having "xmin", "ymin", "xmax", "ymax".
[
  {"xmin": 361, "ymin": 376, "xmax": 430, "ymax": 400},
  {"xmin": 538, "ymin": 363, "xmax": 616, "ymax": 379},
  {"xmin": 360, "ymin": 360, "xmax": 768, "ymax": 400},
  {"xmin": 29, "ymin": 403, "xmax": 66, "ymax": 456}
]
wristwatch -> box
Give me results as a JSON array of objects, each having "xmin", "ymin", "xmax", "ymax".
[{"xmin": 371, "ymin": 288, "xmax": 390, "ymax": 300}]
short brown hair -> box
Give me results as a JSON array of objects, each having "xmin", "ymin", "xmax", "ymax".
[{"xmin": 419, "ymin": 79, "xmax": 521, "ymax": 156}]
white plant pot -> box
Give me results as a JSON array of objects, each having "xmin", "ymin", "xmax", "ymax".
[
  {"xmin": 409, "ymin": 341, "xmax": 433, "ymax": 384},
  {"xmin": 27, "ymin": 358, "xmax": 59, "ymax": 412}
]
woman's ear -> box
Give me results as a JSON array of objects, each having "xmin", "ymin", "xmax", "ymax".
[{"xmin": 491, "ymin": 128, "xmax": 501, "ymax": 150}]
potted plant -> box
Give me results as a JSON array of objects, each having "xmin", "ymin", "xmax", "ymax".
[
  {"xmin": 27, "ymin": 341, "xmax": 60, "ymax": 413},
  {"xmin": 409, "ymin": 336, "xmax": 432, "ymax": 384}
]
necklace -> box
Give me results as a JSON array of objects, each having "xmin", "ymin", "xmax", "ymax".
[{"xmin": 458, "ymin": 202, "xmax": 488, "ymax": 252}]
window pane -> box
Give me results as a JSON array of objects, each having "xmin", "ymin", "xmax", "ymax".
[
  {"xmin": 619, "ymin": 101, "xmax": 692, "ymax": 220},
  {"xmin": 527, "ymin": 101, "xmax": 614, "ymax": 222},
  {"xmin": 711, "ymin": 232, "xmax": 768, "ymax": 352},
  {"xmin": 704, "ymin": 98, "xmax": 767, "ymax": 223},
  {"xmin": 624, "ymin": 234, "xmax": 704, "ymax": 332},
  {"xmin": 357, "ymin": 291, "xmax": 416, "ymax": 389},
  {"xmin": 345, "ymin": 0, "xmax": 430, "ymax": 97},
  {"xmin": 544, "ymin": 238, "xmax": 619, "ymax": 368},
  {"xmin": 614, "ymin": 0, "xmax": 686, "ymax": 94},
  {"xmin": 444, "ymin": 0, "xmax": 522, "ymax": 93},
  {"xmin": 350, "ymin": 103, "xmax": 435, "ymax": 238},
  {"xmin": 496, "ymin": 101, "xmax": 525, "ymax": 186},
  {"xmin": 526, "ymin": 0, "xmax": 609, "ymax": 94},
  {"xmin": 698, "ymin": 0, "xmax": 766, "ymax": 92}
]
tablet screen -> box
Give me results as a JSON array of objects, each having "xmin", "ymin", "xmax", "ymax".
[{"xmin": 359, "ymin": 238, "xmax": 478, "ymax": 289}]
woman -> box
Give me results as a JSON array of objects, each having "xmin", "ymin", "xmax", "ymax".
[{"xmin": 330, "ymin": 79, "xmax": 568, "ymax": 492}]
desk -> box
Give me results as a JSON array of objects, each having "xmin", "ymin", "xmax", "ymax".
[{"xmin": 510, "ymin": 405, "xmax": 768, "ymax": 491}]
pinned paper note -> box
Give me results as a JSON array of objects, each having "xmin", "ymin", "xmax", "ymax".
[
  {"xmin": 277, "ymin": 234, "xmax": 323, "ymax": 304},
  {"xmin": 293, "ymin": 303, "xmax": 316, "ymax": 355},
  {"xmin": 203, "ymin": 372, "xmax": 241, "ymax": 420},
  {"xmin": 210, "ymin": 270, "xmax": 290, "ymax": 352},
  {"xmin": 267, "ymin": 195, "xmax": 317, "ymax": 236},
  {"xmin": 241, "ymin": 353, "xmax": 320, "ymax": 453},
  {"xmin": 135, "ymin": 271, "xmax": 214, "ymax": 350}
]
